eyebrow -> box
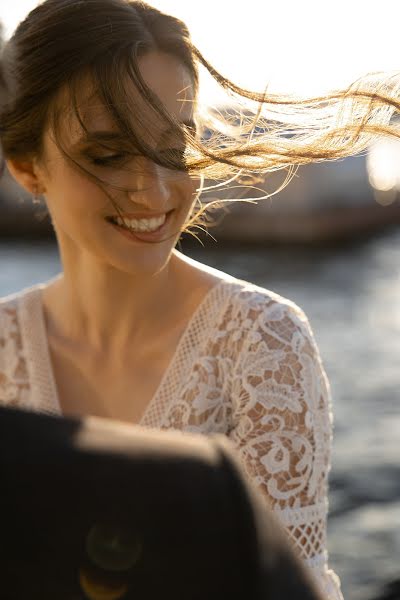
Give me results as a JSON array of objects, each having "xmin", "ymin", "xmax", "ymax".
[{"xmin": 79, "ymin": 119, "xmax": 197, "ymax": 145}]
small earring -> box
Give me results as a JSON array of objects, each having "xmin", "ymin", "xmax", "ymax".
[{"xmin": 32, "ymin": 185, "xmax": 41, "ymax": 205}]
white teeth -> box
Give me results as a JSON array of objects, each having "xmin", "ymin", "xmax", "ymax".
[{"xmin": 113, "ymin": 214, "xmax": 167, "ymax": 232}]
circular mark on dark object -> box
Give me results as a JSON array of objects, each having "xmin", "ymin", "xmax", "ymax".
[{"xmin": 86, "ymin": 521, "xmax": 142, "ymax": 572}]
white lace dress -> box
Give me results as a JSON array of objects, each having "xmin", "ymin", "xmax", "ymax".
[{"xmin": 0, "ymin": 273, "xmax": 343, "ymax": 599}]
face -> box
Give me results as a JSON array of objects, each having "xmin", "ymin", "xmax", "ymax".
[{"xmin": 34, "ymin": 51, "xmax": 199, "ymax": 277}]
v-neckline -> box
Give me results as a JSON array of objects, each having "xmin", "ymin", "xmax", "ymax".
[{"xmin": 21, "ymin": 276, "xmax": 231, "ymax": 427}]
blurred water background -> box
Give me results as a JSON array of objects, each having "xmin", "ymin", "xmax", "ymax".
[
  {"xmin": 0, "ymin": 226, "xmax": 399, "ymax": 600},
  {"xmin": 2, "ymin": 2, "xmax": 400, "ymax": 598}
]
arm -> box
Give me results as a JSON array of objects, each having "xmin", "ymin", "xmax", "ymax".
[{"xmin": 227, "ymin": 295, "xmax": 343, "ymax": 600}]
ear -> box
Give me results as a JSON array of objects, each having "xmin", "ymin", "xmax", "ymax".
[{"xmin": 6, "ymin": 158, "xmax": 46, "ymax": 195}]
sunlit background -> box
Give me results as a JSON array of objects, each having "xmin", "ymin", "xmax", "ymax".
[
  {"xmin": 3, "ymin": 0, "xmax": 400, "ymax": 101},
  {"xmin": 1, "ymin": 3, "xmax": 400, "ymax": 600}
]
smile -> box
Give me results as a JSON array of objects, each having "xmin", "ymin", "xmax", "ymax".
[
  {"xmin": 109, "ymin": 213, "xmax": 167, "ymax": 233},
  {"xmin": 105, "ymin": 210, "xmax": 174, "ymax": 242}
]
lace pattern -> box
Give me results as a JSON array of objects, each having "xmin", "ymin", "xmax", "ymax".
[
  {"xmin": 0, "ymin": 279, "xmax": 343, "ymax": 599},
  {"xmin": 159, "ymin": 283, "xmax": 342, "ymax": 598},
  {"xmin": 0, "ymin": 298, "xmax": 30, "ymax": 408}
]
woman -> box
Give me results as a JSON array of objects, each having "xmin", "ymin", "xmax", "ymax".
[{"xmin": 0, "ymin": 1, "xmax": 398, "ymax": 598}]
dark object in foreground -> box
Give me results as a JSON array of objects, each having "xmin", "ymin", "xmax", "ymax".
[
  {"xmin": 371, "ymin": 581, "xmax": 400, "ymax": 600},
  {"xmin": 0, "ymin": 406, "xmax": 322, "ymax": 600}
]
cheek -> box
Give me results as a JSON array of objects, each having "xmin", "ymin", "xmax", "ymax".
[{"xmin": 45, "ymin": 170, "xmax": 104, "ymax": 224}]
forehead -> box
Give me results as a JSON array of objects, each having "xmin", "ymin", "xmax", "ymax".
[{"xmin": 57, "ymin": 51, "xmax": 196, "ymax": 145}]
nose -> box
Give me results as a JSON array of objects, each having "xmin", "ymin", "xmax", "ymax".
[{"xmin": 127, "ymin": 158, "xmax": 172, "ymax": 211}]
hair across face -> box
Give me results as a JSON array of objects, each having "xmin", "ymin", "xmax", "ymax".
[
  {"xmin": 0, "ymin": 0, "xmax": 213, "ymax": 239},
  {"xmin": 33, "ymin": 50, "xmax": 200, "ymax": 275},
  {"xmin": 0, "ymin": 0, "xmax": 199, "ymax": 169},
  {"xmin": 0, "ymin": 0, "xmax": 399, "ymax": 231}
]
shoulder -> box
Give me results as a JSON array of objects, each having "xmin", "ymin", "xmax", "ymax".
[
  {"xmin": 214, "ymin": 278, "xmax": 328, "ymax": 382},
  {"xmin": 222, "ymin": 278, "xmax": 313, "ymax": 339},
  {"xmin": 176, "ymin": 252, "xmax": 310, "ymax": 332},
  {"xmin": 0, "ymin": 288, "xmax": 31, "ymax": 348},
  {"xmin": 224, "ymin": 281, "xmax": 332, "ymax": 420},
  {"xmin": 0, "ymin": 285, "xmax": 43, "ymax": 407},
  {"xmin": 0, "ymin": 289, "xmax": 22, "ymax": 330},
  {"xmin": 231, "ymin": 279, "xmax": 304, "ymax": 315},
  {"xmin": 0, "ymin": 283, "xmax": 40, "ymax": 310},
  {"xmin": 0, "ymin": 280, "xmax": 49, "ymax": 329}
]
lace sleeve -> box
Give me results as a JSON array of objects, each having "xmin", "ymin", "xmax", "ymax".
[
  {"xmin": 227, "ymin": 292, "xmax": 343, "ymax": 599},
  {"xmin": 0, "ymin": 301, "xmax": 30, "ymax": 408}
]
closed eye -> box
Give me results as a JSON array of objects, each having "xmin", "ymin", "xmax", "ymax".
[
  {"xmin": 90, "ymin": 153, "xmax": 128, "ymax": 167},
  {"xmin": 87, "ymin": 149, "xmax": 188, "ymax": 170}
]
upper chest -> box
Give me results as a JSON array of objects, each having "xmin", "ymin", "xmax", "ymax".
[
  {"xmin": 40, "ymin": 279, "xmax": 233, "ymax": 425},
  {"xmin": 47, "ymin": 325, "xmax": 185, "ymax": 425},
  {"xmin": 2, "ymin": 279, "xmax": 241, "ymax": 424}
]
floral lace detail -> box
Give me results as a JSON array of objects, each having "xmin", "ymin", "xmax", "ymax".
[
  {"xmin": 160, "ymin": 283, "xmax": 342, "ymax": 599},
  {"xmin": 0, "ymin": 299, "xmax": 30, "ymax": 408},
  {"xmin": 0, "ymin": 279, "xmax": 342, "ymax": 599}
]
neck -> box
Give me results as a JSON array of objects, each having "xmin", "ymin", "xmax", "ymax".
[{"xmin": 42, "ymin": 245, "xmax": 183, "ymax": 357}]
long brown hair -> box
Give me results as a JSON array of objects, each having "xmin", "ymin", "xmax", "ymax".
[{"xmin": 0, "ymin": 0, "xmax": 399, "ymax": 239}]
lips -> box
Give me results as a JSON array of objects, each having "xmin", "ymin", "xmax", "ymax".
[
  {"xmin": 106, "ymin": 210, "xmax": 173, "ymax": 221},
  {"xmin": 106, "ymin": 209, "xmax": 174, "ymax": 242}
]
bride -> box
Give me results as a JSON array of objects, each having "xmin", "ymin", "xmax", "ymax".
[{"xmin": 0, "ymin": 1, "xmax": 398, "ymax": 598}]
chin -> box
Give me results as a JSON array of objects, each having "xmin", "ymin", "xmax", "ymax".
[{"xmin": 107, "ymin": 243, "xmax": 175, "ymax": 279}]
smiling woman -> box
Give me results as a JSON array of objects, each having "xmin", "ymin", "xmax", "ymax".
[
  {"xmin": 0, "ymin": 2, "xmax": 399, "ymax": 600},
  {"xmin": 14, "ymin": 48, "xmax": 201, "ymax": 277}
]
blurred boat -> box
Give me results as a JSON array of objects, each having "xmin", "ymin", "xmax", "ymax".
[{"xmin": 199, "ymin": 152, "xmax": 400, "ymax": 244}]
